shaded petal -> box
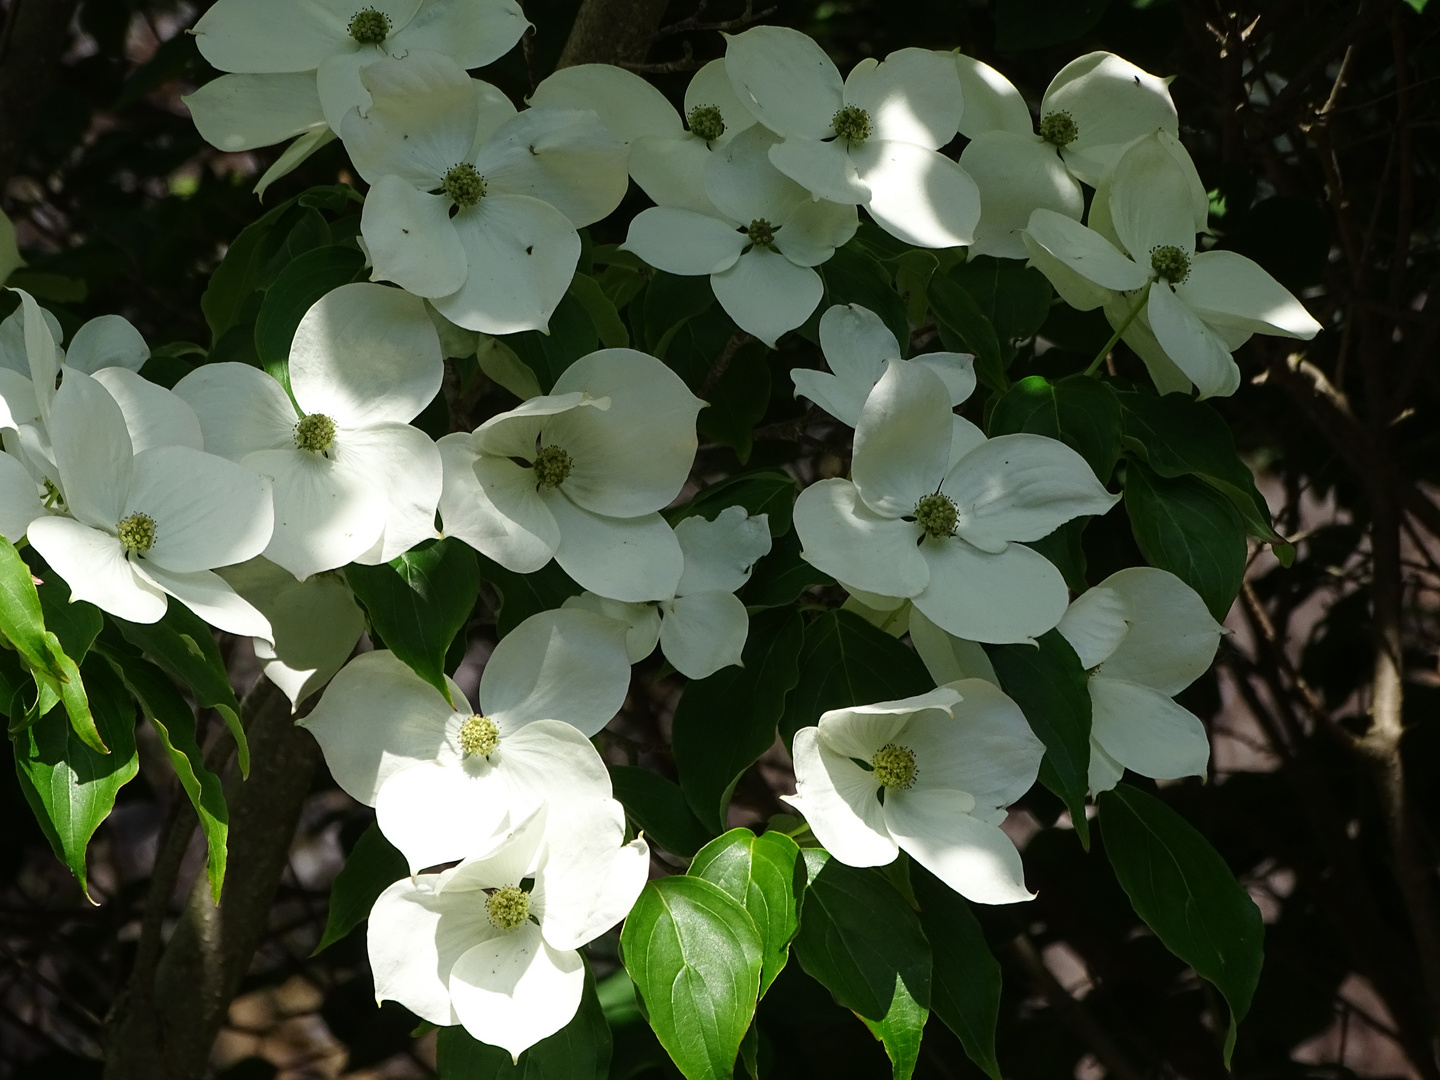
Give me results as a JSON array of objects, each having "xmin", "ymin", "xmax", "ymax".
[
  {"xmin": 916, "ymin": 352, "xmax": 977, "ymax": 407},
  {"xmin": 629, "ymin": 136, "xmax": 724, "ymax": 216},
  {"xmin": 450, "ymin": 926, "xmax": 586, "ymax": 1060},
  {"xmin": 710, "ymin": 249, "xmax": 822, "ymax": 348},
  {"xmin": 254, "ymin": 126, "xmax": 337, "ymax": 198},
  {"xmin": 914, "ymin": 538, "xmax": 1069, "ymax": 644},
  {"xmin": 28, "ymin": 517, "xmax": 166, "ymax": 622},
  {"xmin": 184, "ymin": 73, "xmax": 325, "ymax": 152},
  {"xmin": 127, "ymin": 445, "xmax": 274, "ymax": 572},
  {"xmin": 1088, "ymin": 737, "xmax": 1126, "ymax": 795},
  {"xmin": 341, "ymin": 51, "xmax": 477, "ymax": 185},
  {"xmin": 91, "ymin": 368, "xmax": 203, "ymax": 453},
  {"xmin": 1109, "ymin": 133, "xmax": 1198, "ymax": 263},
  {"xmin": 547, "ymin": 497, "xmax": 683, "ymax": 602},
  {"xmin": 562, "ymin": 593, "xmax": 660, "ymax": 663},
  {"xmin": 793, "ymin": 478, "xmax": 928, "ymax": 599},
  {"xmin": 529, "ymin": 63, "xmax": 681, "ymax": 143},
  {"xmin": 337, "ymin": 422, "xmax": 443, "ymax": 563},
  {"xmin": 392, "ymin": 0, "xmax": 530, "ymax": 69},
  {"xmin": 706, "ymin": 125, "xmax": 810, "ymax": 224},
  {"xmin": 624, "ymin": 207, "xmax": 745, "ymax": 276},
  {"xmin": 884, "ymin": 793, "xmax": 1034, "ymax": 903},
  {"xmin": 790, "ymin": 369, "xmax": 865, "ymax": 428},
  {"xmin": 290, "ymin": 282, "xmax": 443, "ymax": 427},
  {"xmin": 1096, "ymin": 566, "xmax": 1224, "ymax": 694},
  {"xmin": 855, "ymin": 140, "xmax": 980, "ymax": 249},
  {"xmin": 1147, "ymin": 283, "xmax": 1240, "ymax": 400},
  {"xmin": 438, "ymin": 436, "xmax": 558, "ymax": 572},
  {"xmin": 1056, "ymin": 583, "xmax": 1128, "ymax": 670},
  {"xmin": 0, "ymin": 450, "xmax": 43, "ymax": 541},
  {"xmin": 819, "ymin": 302, "xmax": 897, "ymax": 381},
  {"xmin": 786, "ymin": 727, "xmax": 896, "ymax": 866},
  {"xmin": 172, "ymin": 362, "xmax": 297, "ymax": 462},
  {"xmin": 675, "ymin": 505, "xmax": 771, "ymax": 595},
  {"xmin": 14, "ymin": 290, "xmax": 59, "ymax": 423},
  {"xmin": 684, "ymin": 58, "xmax": 757, "ymax": 140},
  {"xmin": 376, "ymin": 760, "xmax": 509, "ymax": 873},
  {"xmin": 1044, "ymin": 52, "xmax": 1178, "ymax": 187},
  {"xmin": 137, "ymin": 564, "xmax": 273, "ymax": 639},
  {"xmin": 852, "ymin": 360, "xmax": 953, "ymax": 517},
  {"xmin": 723, "ymin": 25, "xmax": 842, "ymax": 139},
  {"xmin": 48, "ymin": 368, "xmax": 132, "ymax": 528},
  {"xmin": 66, "ymin": 315, "xmax": 149, "ymax": 374},
  {"xmin": 819, "ymin": 689, "xmax": 961, "ymax": 759},
  {"xmin": 845, "ymin": 48, "xmax": 962, "ymax": 150},
  {"xmin": 190, "ymin": 0, "xmax": 396, "ymax": 73},
  {"xmin": 768, "ymin": 136, "xmax": 867, "ymax": 205},
  {"xmin": 368, "ymin": 876, "xmax": 465, "ymax": 1026},
  {"xmin": 539, "ymin": 833, "xmax": 650, "ymax": 951},
  {"xmin": 961, "ymin": 131, "xmax": 1082, "ymax": 261},
  {"xmin": 1089, "ymin": 675, "xmax": 1210, "ymax": 780},
  {"xmin": 1021, "ymin": 209, "xmax": 1147, "ymax": 293},
  {"xmin": 1108, "ymin": 296, "xmax": 1195, "ymax": 396},
  {"xmin": 1179, "ymin": 250, "xmax": 1322, "ymax": 339},
  {"xmin": 475, "ymin": 107, "xmax": 629, "ymax": 228},
  {"xmin": 903, "ymin": 679, "xmax": 1043, "ymax": 807},
  {"xmin": 773, "ymin": 197, "xmax": 858, "ymax": 267},
  {"xmin": 360, "ymin": 177, "xmax": 469, "ymax": 300},
  {"xmin": 660, "ymin": 591, "xmax": 750, "ymax": 678},
  {"xmin": 907, "ymin": 606, "xmax": 999, "ymax": 688},
  {"xmin": 954, "ymin": 55, "xmax": 1033, "ymax": 139}
]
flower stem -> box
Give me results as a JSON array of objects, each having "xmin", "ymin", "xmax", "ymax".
[{"xmin": 1084, "ymin": 284, "xmax": 1150, "ymax": 377}]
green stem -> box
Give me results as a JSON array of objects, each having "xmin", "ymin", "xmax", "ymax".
[{"xmin": 1084, "ymin": 283, "xmax": 1151, "ymax": 377}]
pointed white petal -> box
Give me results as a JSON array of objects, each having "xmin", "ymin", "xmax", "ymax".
[
  {"xmin": 481, "ymin": 608, "xmax": 630, "ymax": 736},
  {"xmin": 438, "ymin": 436, "xmax": 559, "ymax": 573},
  {"xmin": 475, "ymin": 107, "xmax": 629, "ymax": 228},
  {"xmin": 91, "ymin": 368, "xmax": 203, "ymax": 453},
  {"xmin": 450, "ymin": 926, "xmax": 586, "ymax": 1060},
  {"xmin": 391, "ymin": 0, "xmax": 530, "ymax": 69},
  {"xmin": 954, "ymin": 55, "xmax": 1033, "ymax": 139},
  {"xmin": 172, "ymin": 362, "xmax": 297, "ymax": 462},
  {"xmin": 659, "ymin": 591, "xmax": 750, "ymax": 678},
  {"xmin": 562, "ymin": 593, "xmax": 660, "ymax": 663},
  {"xmin": 127, "ymin": 445, "xmax": 273, "ymax": 572},
  {"xmin": 623, "ymin": 206, "xmax": 745, "ymax": 276},
  {"xmin": 914, "ymin": 538, "xmax": 1069, "ymax": 644},
  {"xmin": 1044, "ymin": 52, "xmax": 1178, "ymax": 187},
  {"xmin": 539, "ymin": 833, "xmax": 650, "ymax": 951},
  {"xmin": 27, "ymin": 517, "xmax": 166, "ymax": 622},
  {"xmin": 66, "ymin": 316, "xmax": 149, "ymax": 374},
  {"xmin": 1147, "ymin": 283, "xmax": 1241, "ymax": 399},
  {"xmin": 819, "ymin": 302, "xmax": 897, "ymax": 382},
  {"xmin": 1179, "ymin": 250, "xmax": 1322, "ymax": 340},
  {"xmin": 723, "ymin": 25, "xmax": 842, "ymax": 139},
  {"xmin": 491, "ymin": 724, "xmax": 614, "ymax": 838},
  {"xmin": 629, "ymin": 136, "xmax": 725, "ymax": 216},
  {"xmin": 917, "ymin": 352, "xmax": 977, "ymax": 407},
  {"xmin": 706, "ymin": 125, "xmax": 811, "ymax": 224},
  {"xmin": 1107, "ymin": 296, "xmax": 1194, "ymax": 395},
  {"xmin": 184, "ymin": 72, "xmax": 325, "ymax": 152},
  {"xmin": 547, "ymin": 497, "xmax": 683, "ymax": 603},
  {"xmin": 190, "ymin": 0, "xmax": 399, "ymax": 73},
  {"xmin": 137, "ymin": 563, "xmax": 273, "ymax": 639},
  {"xmin": 529, "ymin": 63, "xmax": 681, "ymax": 143},
  {"xmin": 907, "ymin": 606, "xmax": 999, "ymax": 688},
  {"xmin": 773, "ymin": 197, "xmax": 858, "ymax": 267},
  {"xmin": 1096, "ymin": 566, "xmax": 1224, "ymax": 694},
  {"xmin": 48, "ymin": 369, "xmax": 132, "ymax": 528},
  {"xmin": 710, "ymin": 248, "xmax": 822, "ymax": 348},
  {"xmin": 675, "ymin": 505, "xmax": 771, "ymax": 595},
  {"xmin": 903, "ymin": 679, "xmax": 1043, "ymax": 808},
  {"xmin": 1056, "ymin": 584, "xmax": 1129, "ymax": 670},
  {"xmin": 335, "ymin": 422, "xmax": 443, "ymax": 563},
  {"xmin": 1089, "ymin": 675, "xmax": 1210, "ymax": 781},
  {"xmin": 360, "ymin": 177, "xmax": 469, "ymax": 300},
  {"xmin": 786, "ymin": 727, "xmax": 897, "ymax": 866},
  {"xmin": 961, "ymin": 131, "xmax": 1083, "ymax": 261},
  {"xmin": 845, "ymin": 48, "xmax": 962, "ymax": 150},
  {"xmin": 367, "ymin": 875, "xmax": 464, "ymax": 1026},
  {"xmin": 1087, "ymin": 738, "xmax": 1125, "ymax": 794},
  {"xmin": 852, "ymin": 360, "xmax": 953, "ymax": 517},
  {"xmin": 341, "ymin": 51, "xmax": 478, "ymax": 184},
  {"xmin": 794, "ymin": 478, "xmax": 928, "ymax": 599},
  {"xmin": 0, "ymin": 451, "xmax": 43, "ymax": 541},
  {"xmin": 856, "ymin": 140, "xmax": 980, "ymax": 249},
  {"xmin": 1109, "ymin": 134, "xmax": 1198, "ymax": 264},
  {"xmin": 767, "ymin": 137, "xmax": 868, "ymax": 205},
  {"xmin": 885, "ymin": 793, "xmax": 1034, "ymax": 903},
  {"xmin": 1022, "ymin": 209, "xmax": 1147, "ymax": 293},
  {"xmin": 376, "ymin": 760, "xmax": 509, "ymax": 873}
]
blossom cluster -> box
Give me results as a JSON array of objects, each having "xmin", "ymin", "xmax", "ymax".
[{"xmin": 0, "ymin": 5, "xmax": 1313, "ymax": 1060}]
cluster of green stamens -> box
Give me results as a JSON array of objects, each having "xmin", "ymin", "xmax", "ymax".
[
  {"xmin": 831, "ymin": 105, "xmax": 871, "ymax": 147},
  {"xmin": 746, "ymin": 218, "xmax": 776, "ymax": 248},
  {"xmin": 443, "ymin": 163, "xmax": 487, "ymax": 208},
  {"xmin": 687, "ymin": 104, "xmax": 726, "ymax": 142},
  {"xmin": 532, "ymin": 445, "xmax": 573, "ymax": 490},
  {"xmin": 1149, "ymin": 245, "xmax": 1191, "ymax": 284},
  {"xmin": 117, "ymin": 512, "xmax": 157, "ymax": 554},
  {"xmin": 294, "ymin": 413, "xmax": 337, "ymax": 454},
  {"xmin": 348, "ymin": 7, "xmax": 391, "ymax": 45},
  {"xmin": 486, "ymin": 885, "xmax": 530, "ymax": 930},
  {"xmin": 871, "ymin": 743, "xmax": 917, "ymax": 790},
  {"xmin": 1039, "ymin": 110, "xmax": 1078, "ymax": 147},
  {"xmin": 458, "ymin": 715, "xmax": 500, "ymax": 757},
  {"xmin": 913, "ymin": 493, "xmax": 958, "ymax": 540}
]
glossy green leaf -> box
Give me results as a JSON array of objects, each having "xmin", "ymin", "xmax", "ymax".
[
  {"xmin": 480, "ymin": 558, "xmax": 582, "ymax": 639},
  {"xmin": 201, "ymin": 196, "xmax": 310, "ymax": 341},
  {"xmin": 985, "ymin": 629, "xmax": 1092, "ymax": 848},
  {"xmin": 314, "ymin": 822, "xmax": 408, "ymax": 954},
  {"xmin": 737, "ymin": 530, "xmax": 831, "ymax": 609},
  {"xmin": 822, "ymin": 245, "xmax": 910, "ymax": 356},
  {"xmin": 928, "ymin": 272, "xmax": 1005, "ymax": 391},
  {"xmin": 505, "ymin": 289, "xmax": 598, "ymax": 391},
  {"xmin": 641, "ymin": 271, "xmax": 715, "ymax": 358},
  {"xmin": 689, "ymin": 829, "xmax": 804, "ymax": 996},
  {"xmin": 12, "ymin": 658, "xmax": 139, "ymax": 900},
  {"xmin": 347, "ymin": 538, "xmax": 479, "ymax": 703},
  {"xmin": 1025, "ymin": 517, "xmax": 1088, "ymax": 593},
  {"xmin": 697, "ymin": 342, "xmax": 770, "ymax": 463},
  {"xmin": 1099, "ymin": 783, "xmax": 1265, "ymax": 1065},
  {"xmin": 569, "ymin": 271, "xmax": 629, "ymax": 348},
  {"xmin": 1124, "ymin": 459, "xmax": 1248, "ymax": 621},
  {"xmin": 989, "ymin": 374, "xmax": 1124, "ymax": 480},
  {"xmin": 946, "ymin": 256, "xmax": 1053, "ymax": 348},
  {"xmin": 667, "ymin": 469, "xmax": 797, "ymax": 537},
  {"xmin": 912, "ymin": 865, "xmax": 1003, "ymax": 1080},
  {"xmin": 436, "ymin": 960, "xmax": 613, "ymax": 1079},
  {"xmin": 253, "ymin": 243, "xmax": 366, "ymax": 389},
  {"xmin": 609, "ymin": 765, "xmax": 715, "ymax": 858},
  {"xmin": 622, "ymin": 875, "xmax": 763, "ymax": 1080},
  {"xmin": 779, "ymin": 610, "xmax": 932, "ymax": 748},
  {"xmin": 0, "ymin": 537, "xmax": 67, "ymax": 681},
  {"xmin": 673, "ymin": 607, "xmax": 802, "ymax": 831}
]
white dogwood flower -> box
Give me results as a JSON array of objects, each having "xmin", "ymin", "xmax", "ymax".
[
  {"xmin": 1056, "ymin": 567, "xmax": 1224, "ymax": 793},
  {"xmin": 174, "ymin": 282, "xmax": 444, "ymax": 581},
  {"xmin": 787, "ymin": 681, "xmax": 1043, "ymax": 903},
  {"xmin": 624, "ymin": 125, "xmax": 857, "ymax": 346},
  {"xmin": 368, "ymin": 805, "xmax": 648, "ymax": 1059},
  {"xmin": 792, "ymin": 303, "xmax": 975, "ymax": 427},
  {"xmin": 301, "ymin": 607, "xmax": 632, "ymax": 873},
  {"xmin": 340, "ymin": 53, "xmax": 626, "ymax": 334},
  {"xmin": 564, "ymin": 506, "xmax": 772, "ymax": 678},
  {"xmin": 1022, "ymin": 133, "xmax": 1321, "ymax": 398},
  {"xmin": 530, "ymin": 59, "xmax": 756, "ymax": 216},
  {"xmin": 439, "ymin": 348, "xmax": 702, "ymax": 602},
  {"xmin": 25, "ymin": 369, "xmax": 273, "ymax": 636},
  {"xmin": 794, "ymin": 360, "xmax": 1118, "ymax": 643},
  {"xmin": 955, "ymin": 51, "xmax": 1180, "ymax": 258},
  {"xmin": 724, "ymin": 28, "xmax": 977, "ymax": 248}
]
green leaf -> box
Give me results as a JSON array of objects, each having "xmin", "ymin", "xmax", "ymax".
[
  {"xmin": 201, "ymin": 197, "xmax": 310, "ymax": 342},
  {"xmin": 779, "ymin": 610, "xmax": 932, "ymax": 748},
  {"xmin": 480, "ymin": 558, "xmax": 583, "ymax": 639},
  {"xmin": 911, "ymin": 865, "xmax": 1003, "ymax": 1080},
  {"xmin": 621, "ymin": 876, "xmax": 763, "ymax": 1080},
  {"xmin": 110, "ymin": 655, "xmax": 229, "ymax": 901},
  {"xmin": 672, "ymin": 607, "xmax": 803, "ymax": 831},
  {"xmin": 667, "ymin": 469, "xmax": 798, "ymax": 537},
  {"xmin": 609, "ymin": 765, "xmax": 715, "ymax": 858},
  {"xmin": 314, "ymin": 822, "xmax": 408, "ymax": 954},
  {"xmin": 1025, "ymin": 517, "xmax": 1088, "ymax": 593},
  {"xmin": 928, "ymin": 273, "xmax": 1006, "ymax": 391},
  {"xmin": 1099, "ymin": 783, "xmax": 1265, "ymax": 1065},
  {"xmin": 989, "ymin": 375, "xmax": 1124, "ymax": 481},
  {"xmin": 34, "ymin": 578, "xmax": 107, "ymax": 754},
  {"xmin": 1124, "ymin": 460, "xmax": 1248, "ymax": 621},
  {"xmin": 12, "ymin": 658, "xmax": 139, "ymax": 900},
  {"xmin": 435, "ymin": 960, "xmax": 613, "ymax": 1079},
  {"xmin": 793, "ymin": 854, "xmax": 932, "ymax": 1076},
  {"xmin": 697, "ymin": 342, "xmax": 770, "ymax": 462},
  {"xmin": 252, "ymin": 244, "xmax": 367, "ymax": 387},
  {"xmin": 995, "ymin": 0, "xmax": 1114, "ymax": 49},
  {"xmin": 823, "ymin": 245, "xmax": 910, "ymax": 356},
  {"xmin": 985, "ymin": 629, "xmax": 1092, "ymax": 848},
  {"xmin": 347, "ymin": 538, "xmax": 479, "ymax": 703},
  {"xmin": 689, "ymin": 829, "xmax": 804, "ymax": 996},
  {"xmin": 0, "ymin": 537, "xmax": 67, "ymax": 681},
  {"xmin": 505, "ymin": 288, "xmax": 598, "ymax": 391},
  {"xmin": 737, "ymin": 530, "xmax": 832, "ymax": 609},
  {"xmin": 641, "ymin": 271, "xmax": 716, "ymax": 358},
  {"xmin": 116, "ymin": 602, "xmax": 249, "ymax": 775},
  {"xmin": 946, "ymin": 256, "xmax": 1053, "ymax": 348},
  {"xmin": 569, "ymin": 272, "xmax": 629, "ymax": 348}
]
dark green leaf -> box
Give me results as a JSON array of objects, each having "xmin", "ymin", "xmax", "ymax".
[
  {"xmin": 435, "ymin": 961, "xmax": 613, "ymax": 1079},
  {"xmin": 673, "ymin": 607, "xmax": 802, "ymax": 831},
  {"xmin": 504, "ymin": 289, "xmax": 598, "ymax": 392},
  {"xmin": 480, "ymin": 558, "xmax": 583, "ymax": 639},
  {"xmin": 1124, "ymin": 460, "xmax": 1247, "ymax": 621},
  {"xmin": 1099, "ymin": 783, "xmax": 1265, "ymax": 1065},
  {"xmin": 737, "ymin": 530, "xmax": 832, "ymax": 609},
  {"xmin": 689, "ymin": 829, "xmax": 804, "ymax": 996},
  {"xmin": 995, "ymin": 0, "xmax": 1114, "ymax": 49},
  {"xmin": 912, "ymin": 865, "xmax": 1003, "ymax": 1080},
  {"xmin": 314, "ymin": 822, "xmax": 408, "ymax": 954},
  {"xmin": 641, "ymin": 272, "xmax": 716, "ymax": 357},
  {"xmin": 823, "ymin": 246, "xmax": 910, "ymax": 356},
  {"xmin": 1025, "ymin": 518, "xmax": 1088, "ymax": 593},
  {"xmin": 621, "ymin": 876, "xmax": 763, "ymax": 1080},
  {"xmin": 569, "ymin": 272, "xmax": 629, "ymax": 348},
  {"xmin": 697, "ymin": 342, "xmax": 770, "ymax": 462},
  {"xmin": 928, "ymin": 273, "xmax": 1005, "ymax": 391},
  {"xmin": 347, "ymin": 539, "xmax": 479, "ymax": 703},
  {"xmin": 779, "ymin": 610, "xmax": 932, "ymax": 748},
  {"xmin": 609, "ymin": 765, "xmax": 715, "ymax": 858},
  {"xmin": 200, "ymin": 197, "xmax": 302, "ymax": 342},
  {"xmin": 946, "ymin": 257, "xmax": 1053, "ymax": 347},
  {"xmin": 989, "ymin": 375, "xmax": 1124, "ymax": 481},
  {"xmin": 252, "ymin": 244, "xmax": 366, "ymax": 387},
  {"xmin": 0, "ymin": 537, "xmax": 67, "ymax": 681},
  {"xmin": 985, "ymin": 629, "xmax": 1092, "ymax": 848},
  {"xmin": 666, "ymin": 469, "xmax": 797, "ymax": 537},
  {"xmin": 36, "ymin": 580, "xmax": 102, "ymax": 664}
]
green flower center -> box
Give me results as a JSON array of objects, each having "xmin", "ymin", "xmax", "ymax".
[
  {"xmin": 1149, "ymin": 245, "xmax": 1191, "ymax": 284},
  {"xmin": 831, "ymin": 105, "xmax": 871, "ymax": 147},
  {"xmin": 872, "ymin": 743, "xmax": 917, "ymax": 790},
  {"xmin": 1039, "ymin": 110, "xmax": 1078, "ymax": 147},
  {"xmin": 348, "ymin": 7, "xmax": 391, "ymax": 45},
  {"xmin": 533, "ymin": 445, "xmax": 573, "ymax": 490},
  {"xmin": 747, "ymin": 218, "xmax": 776, "ymax": 248},
  {"xmin": 458, "ymin": 714, "xmax": 499, "ymax": 757},
  {"xmin": 913, "ymin": 493, "xmax": 958, "ymax": 540},
  {"xmin": 486, "ymin": 884, "xmax": 530, "ymax": 930},
  {"xmin": 443, "ymin": 163, "xmax": 487, "ymax": 208},
  {"xmin": 687, "ymin": 104, "xmax": 725, "ymax": 142},
  {"xmin": 294, "ymin": 413, "xmax": 337, "ymax": 454},
  {"xmin": 117, "ymin": 512, "xmax": 156, "ymax": 554}
]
